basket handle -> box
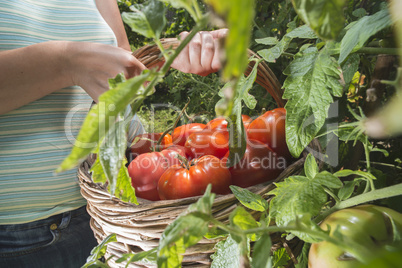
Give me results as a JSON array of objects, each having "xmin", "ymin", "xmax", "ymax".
[{"xmin": 132, "ymin": 38, "xmax": 285, "ymax": 108}]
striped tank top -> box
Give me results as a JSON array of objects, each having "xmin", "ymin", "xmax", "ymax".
[{"xmin": 0, "ymin": 0, "xmax": 117, "ymax": 224}]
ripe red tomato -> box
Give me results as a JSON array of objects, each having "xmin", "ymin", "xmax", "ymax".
[
  {"xmin": 171, "ymin": 123, "xmax": 206, "ymax": 146},
  {"xmin": 184, "ymin": 130, "xmax": 229, "ymax": 159},
  {"xmin": 247, "ymin": 108, "xmax": 291, "ymax": 159},
  {"xmin": 206, "ymin": 115, "xmax": 252, "ymax": 133},
  {"xmin": 157, "ymin": 155, "xmax": 232, "ymax": 200},
  {"xmin": 127, "ymin": 147, "xmax": 185, "ymax": 201},
  {"xmin": 222, "ymin": 139, "xmax": 287, "ymax": 188},
  {"xmin": 128, "ymin": 133, "xmax": 172, "ymax": 160}
]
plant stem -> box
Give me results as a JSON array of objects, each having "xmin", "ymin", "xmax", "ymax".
[{"xmin": 314, "ymin": 183, "xmax": 402, "ymax": 223}]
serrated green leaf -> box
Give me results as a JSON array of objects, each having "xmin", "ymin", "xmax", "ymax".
[
  {"xmin": 230, "ymin": 185, "xmax": 269, "ymax": 212},
  {"xmin": 157, "ymin": 186, "xmax": 214, "ymax": 268},
  {"xmin": 211, "ymin": 235, "xmax": 246, "ymax": 268},
  {"xmin": 272, "ymin": 247, "xmax": 291, "ymax": 267},
  {"xmin": 283, "ymin": 47, "xmax": 342, "ymax": 157},
  {"xmin": 292, "ymin": 0, "xmax": 347, "ymax": 40},
  {"xmin": 57, "ymin": 72, "xmax": 151, "ymax": 173},
  {"xmin": 269, "ymin": 175, "xmax": 328, "ymax": 228},
  {"xmin": 270, "ymin": 167, "xmax": 343, "ymax": 231},
  {"xmin": 251, "ymin": 233, "xmax": 272, "ymax": 268},
  {"xmin": 122, "ymin": 0, "xmax": 166, "ymax": 39},
  {"xmin": 304, "ymin": 154, "xmax": 319, "ymax": 179},
  {"xmin": 258, "ymin": 25, "xmax": 317, "ymax": 63},
  {"xmin": 90, "ymin": 157, "xmax": 107, "ymax": 184},
  {"xmin": 339, "ymin": 8, "xmax": 392, "ymax": 63}
]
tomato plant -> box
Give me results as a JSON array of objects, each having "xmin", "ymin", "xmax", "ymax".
[
  {"xmin": 157, "ymin": 155, "xmax": 232, "ymax": 200},
  {"xmin": 222, "ymin": 139, "xmax": 286, "ymax": 188},
  {"xmin": 127, "ymin": 146, "xmax": 186, "ymax": 201},
  {"xmin": 128, "ymin": 132, "xmax": 172, "ymax": 160},
  {"xmin": 171, "ymin": 123, "xmax": 206, "ymax": 146},
  {"xmin": 184, "ymin": 130, "xmax": 230, "ymax": 159},
  {"xmin": 247, "ymin": 108, "xmax": 291, "ymax": 159},
  {"xmin": 309, "ymin": 205, "xmax": 402, "ymax": 268}
]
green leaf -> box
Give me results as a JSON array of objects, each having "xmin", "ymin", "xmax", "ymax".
[
  {"xmin": 258, "ymin": 25, "xmax": 316, "ymax": 63},
  {"xmin": 160, "ymin": 0, "xmax": 200, "ymax": 21},
  {"xmin": 304, "ymin": 153, "xmax": 319, "ymax": 179},
  {"xmin": 108, "ymin": 159, "xmax": 138, "ymax": 204},
  {"xmin": 205, "ymin": 0, "xmax": 254, "ymax": 82},
  {"xmin": 269, "ymin": 168, "xmax": 342, "ymax": 230},
  {"xmin": 157, "ymin": 186, "xmax": 215, "ymax": 268},
  {"xmin": 255, "ymin": 37, "xmax": 278, "ymax": 46},
  {"xmin": 338, "ymin": 180, "xmax": 358, "ymax": 200},
  {"xmin": 283, "ymin": 47, "xmax": 342, "ymax": 157},
  {"xmin": 339, "ymin": 8, "xmax": 392, "ymax": 63},
  {"xmin": 292, "ymin": 0, "xmax": 347, "ymax": 40},
  {"xmin": 341, "ymin": 54, "xmax": 361, "ymax": 87},
  {"xmin": 57, "ymin": 72, "xmax": 150, "ymax": 173},
  {"xmin": 99, "ymin": 120, "xmax": 127, "ymax": 195},
  {"xmin": 230, "ymin": 206, "xmax": 259, "ymax": 232},
  {"xmin": 334, "ymin": 169, "xmax": 377, "ymax": 183},
  {"xmin": 83, "ymin": 234, "xmax": 117, "ymax": 267},
  {"xmin": 251, "ymin": 233, "xmax": 272, "ymax": 268},
  {"xmin": 211, "ymin": 235, "xmax": 245, "ymax": 268},
  {"xmin": 122, "ymin": 0, "xmax": 166, "ymax": 39},
  {"xmin": 90, "ymin": 157, "xmax": 107, "ymax": 184},
  {"xmin": 230, "ymin": 185, "xmax": 269, "ymax": 212},
  {"xmin": 272, "ymin": 247, "xmax": 291, "ymax": 267},
  {"xmin": 116, "ymin": 249, "xmax": 157, "ymax": 267}
]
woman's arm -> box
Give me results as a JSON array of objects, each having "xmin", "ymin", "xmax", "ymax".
[
  {"xmin": 94, "ymin": 0, "xmax": 131, "ymax": 51},
  {"xmin": 0, "ymin": 41, "xmax": 146, "ymax": 115}
]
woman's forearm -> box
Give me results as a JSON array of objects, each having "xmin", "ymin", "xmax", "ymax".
[{"xmin": 0, "ymin": 41, "xmax": 73, "ymax": 115}]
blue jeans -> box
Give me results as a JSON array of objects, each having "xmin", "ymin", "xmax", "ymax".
[{"xmin": 0, "ymin": 206, "xmax": 98, "ymax": 268}]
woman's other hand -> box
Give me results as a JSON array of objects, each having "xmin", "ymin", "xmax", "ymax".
[{"xmin": 171, "ymin": 29, "xmax": 228, "ymax": 76}]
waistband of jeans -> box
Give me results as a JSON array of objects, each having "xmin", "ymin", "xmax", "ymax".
[{"xmin": 0, "ymin": 205, "xmax": 87, "ymax": 230}]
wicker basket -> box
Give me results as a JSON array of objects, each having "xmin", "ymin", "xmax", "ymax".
[{"xmin": 77, "ymin": 39, "xmax": 319, "ymax": 267}]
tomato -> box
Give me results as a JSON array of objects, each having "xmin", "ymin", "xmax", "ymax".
[
  {"xmin": 157, "ymin": 155, "xmax": 232, "ymax": 200},
  {"xmin": 127, "ymin": 147, "xmax": 185, "ymax": 201},
  {"xmin": 206, "ymin": 115, "xmax": 252, "ymax": 133},
  {"xmin": 184, "ymin": 130, "xmax": 229, "ymax": 159},
  {"xmin": 247, "ymin": 108, "xmax": 291, "ymax": 159},
  {"xmin": 222, "ymin": 139, "xmax": 287, "ymax": 188},
  {"xmin": 309, "ymin": 204, "xmax": 402, "ymax": 268},
  {"xmin": 128, "ymin": 133, "xmax": 172, "ymax": 160},
  {"xmin": 172, "ymin": 123, "xmax": 206, "ymax": 146}
]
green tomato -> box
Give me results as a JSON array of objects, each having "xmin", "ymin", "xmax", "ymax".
[{"xmin": 308, "ymin": 205, "xmax": 402, "ymax": 268}]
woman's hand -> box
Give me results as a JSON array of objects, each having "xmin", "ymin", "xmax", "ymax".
[
  {"xmin": 64, "ymin": 41, "xmax": 146, "ymax": 102},
  {"xmin": 171, "ymin": 29, "xmax": 228, "ymax": 76}
]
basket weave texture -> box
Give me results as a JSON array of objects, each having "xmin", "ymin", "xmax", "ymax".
[{"xmin": 77, "ymin": 39, "xmax": 317, "ymax": 267}]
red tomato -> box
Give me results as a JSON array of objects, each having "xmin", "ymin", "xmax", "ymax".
[
  {"xmin": 184, "ymin": 130, "xmax": 229, "ymax": 159},
  {"xmin": 127, "ymin": 147, "xmax": 185, "ymax": 201},
  {"xmin": 206, "ymin": 115, "xmax": 252, "ymax": 133},
  {"xmin": 247, "ymin": 108, "xmax": 291, "ymax": 159},
  {"xmin": 128, "ymin": 133, "xmax": 172, "ymax": 160},
  {"xmin": 172, "ymin": 123, "xmax": 206, "ymax": 146},
  {"xmin": 222, "ymin": 139, "xmax": 287, "ymax": 188},
  {"xmin": 157, "ymin": 155, "xmax": 232, "ymax": 200}
]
